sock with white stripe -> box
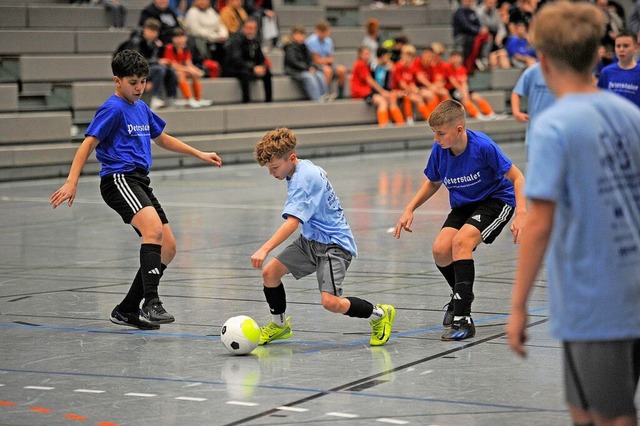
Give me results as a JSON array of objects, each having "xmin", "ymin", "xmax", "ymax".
[
  {"xmin": 140, "ymin": 243, "xmax": 162, "ymax": 305},
  {"xmin": 452, "ymin": 259, "xmax": 475, "ymax": 317}
]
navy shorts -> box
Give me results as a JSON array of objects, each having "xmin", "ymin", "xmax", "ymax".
[
  {"xmin": 442, "ymin": 198, "xmax": 513, "ymax": 244},
  {"xmin": 100, "ymin": 170, "xmax": 168, "ymax": 226}
]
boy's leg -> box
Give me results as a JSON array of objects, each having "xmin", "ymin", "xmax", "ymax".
[
  {"xmin": 433, "ymin": 227, "xmax": 458, "ymax": 326},
  {"xmin": 259, "ymin": 258, "xmax": 294, "ymax": 345},
  {"xmin": 131, "ymin": 207, "xmax": 175, "ymax": 324}
]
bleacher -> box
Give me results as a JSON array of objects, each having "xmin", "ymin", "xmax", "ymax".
[{"xmin": 0, "ymin": 0, "xmax": 525, "ymax": 182}]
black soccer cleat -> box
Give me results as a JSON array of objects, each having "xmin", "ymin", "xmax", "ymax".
[
  {"xmin": 441, "ymin": 317, "xmax": 476, "ymax": 341},
  {"xmin": 110, "ymin": 305, "xmax": 160, "ymax": 330},
  {"xmin": 140, "ymin": 298, "xmax": 175, "ymax": 324}
]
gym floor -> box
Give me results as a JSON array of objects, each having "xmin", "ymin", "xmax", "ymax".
[{"xmin": 0, "ymin": 142, "xmax": 594, "ymax": 425}]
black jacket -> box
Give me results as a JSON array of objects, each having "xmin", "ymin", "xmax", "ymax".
[
  {"xmin": 283, "ymin": 42, "xmax": 313, "ymax": 76},
  {"xmin": 223, "ymin": 31, "xmax": 266, "ymax": 77}
]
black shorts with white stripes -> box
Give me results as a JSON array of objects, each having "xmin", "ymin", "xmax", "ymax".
[
  {"xmin": 442, "ymin": 198, "xmax": 513, "ymax": 244},
  {"xmin": 100, "ymin": 169, "xmax": 168, "ymax": 225}
]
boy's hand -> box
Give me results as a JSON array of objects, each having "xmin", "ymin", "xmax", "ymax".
[
  {"xmin": 510, "ymin": 212, "xmax": 526, "ymax": 244},
  {"xmin": 50, "ymin": 182, "xmax": 77, "ymax": 208},
  {"xmin": 200, "ymin": 152, "xmax": 222, "ymax": 167},
  {"xmin": 250, "ymin": 247, "xmax": 269, "ymax": 269},
  {"xmin": 393, "ymin": 211, "xmax": 414, "ymax": 239},
  {"xmin": 506, "ymin": 307, "xmax": 528, "ymax": 357}
]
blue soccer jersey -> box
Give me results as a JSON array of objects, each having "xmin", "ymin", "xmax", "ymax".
[
  {"xmin": 512, "ymin": 63, "xmax": 556, "ymax": 143},
  {"xmin": 424, "ymin": 129, "xmax": 515, "ymax": 208},
  {"xmin": 597, "ymin": 62, "xmax": 640, "ymax": 108},
  {"xmin": 87, "ymin": 95, "xmax": 166, "ymax": 177},
  {"xmin": 283, "ymin": 159, "xmax": 358, "ymax": 257}
]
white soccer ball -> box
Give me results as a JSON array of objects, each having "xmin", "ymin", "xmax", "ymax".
[{"xmin": 221, "ymin": 315, "xmax": 260, "ymax": 355}]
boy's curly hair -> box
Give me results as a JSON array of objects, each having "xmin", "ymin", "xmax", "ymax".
[{"xmin": 254, "ymin": 128, "xmax": 297, "ymax": 166}]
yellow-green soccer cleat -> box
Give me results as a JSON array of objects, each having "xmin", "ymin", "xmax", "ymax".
[
  {"xmin": 370, "ymin": 304, "xmax": 395, "ymax": 346},
  {"xmin": 259, "ymin": 316, "xmax": 293, "ymax": 345}
]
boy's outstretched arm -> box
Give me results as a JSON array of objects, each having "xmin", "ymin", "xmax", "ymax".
[
  {"xmin": 394, "ymin": 179, "xmax": 441, "ymax": 239},
  {"xmin": 50, "ymin": 136, "xmax": 99, "ymax": 208},
  {"xmin": 154, "ymin": 133, "xmax": 222, "ymax": 167},
  {"xmin": 504, "ymin": 164, "xmax": 527, "ymax": 244},
  {"xmin": 251, "ymin": 215, "xmax": 300, "ymax": 269},
  {"xmin": 507, "ymin": 198, "xmax": 555, "ymax": 357}
]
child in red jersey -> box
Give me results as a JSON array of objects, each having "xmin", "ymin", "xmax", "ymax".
[
  {"xmin": 163, "ymin": 27, "xmax": 211, "ymax": 108},
  {"xmin": 447, "ymin": 49, "xmax": 496, "ymax": 119},
  {"xmin": 391, "ymin": 44, "xmax": 438, "ymax": 124},
  {"xmin": 351, "ymin": 46, "xmax": 404, "ymax": 127}
]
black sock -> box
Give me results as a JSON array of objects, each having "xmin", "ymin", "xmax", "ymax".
[
  {"xmin": 437, "ymin": 263, "xmax": 456, "ymax": 290},
  {"xmin": 263, "ymin": 283, "xmax": 286, "ymax": 315},
  {"xmin": 120, "ymin": 263, "xmax": 166, "ymax": 313},
  {"xmin": 344, "ymin": 297, "xmax": 374, "ymax": 318},
  {"xmin": 140, "ymin": 243, "xmax": 162, "ymax": 306},
  {"xmin": 453, "ymin": 259, "xmax": 475, "ymax": 317}
]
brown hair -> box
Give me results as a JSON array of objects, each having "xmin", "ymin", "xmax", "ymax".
[
  {"xmin": 315, "ymin": 19, "xmax": 330, "ymax": 32},
  {"xmin": 254, "ymin": 128, "xmax": 297, "ymax": 166},
  {"xmin": 428, "ymin": 99, "xmax": 466, "ymax": 128},
  {"xmin": 365, "ymin": 18, "xmax": 379, "ymax": 35},
  {"xmin": 530, "ymin": 1, "xmax": 606, "ymax": 73}
]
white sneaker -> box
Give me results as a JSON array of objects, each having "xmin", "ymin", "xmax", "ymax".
[
  {"xmin": 197, "ymin": 99, "xmax": 213, "ymax": 107},
  {"xmin": 187, "ymin": 98, "xmax": 201, "ymax": 108},
  {"xmin": 149, "ymin": 97, "xmax": 165, "ymax": 110},
  {"xmin": 174, "ymin": 99, "xmax": 188, "ymax": 107},
  {"xmin": 406, "ymin": 117, "xmax": 415, "ymax": 126}
]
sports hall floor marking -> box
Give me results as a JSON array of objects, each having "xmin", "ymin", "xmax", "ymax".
[
  {"xmin": 377, "ymin": 419, "xmax": 410, "ymax": 425},
  {"xmin": 327, "ymin": 411, "xmax": 359, "ymax": 418},
  {"xmin": 227, "ymin": 401, "xmax": 259, "ymax": 406}
]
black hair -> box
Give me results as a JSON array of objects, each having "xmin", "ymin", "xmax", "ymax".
[
  {"xmin": 376, "ymin": 46, "xmax": 389, "ymax": 58},
  {"xmin": 111, "ymin": 49, "xmax": 149, "ymax": 78}
]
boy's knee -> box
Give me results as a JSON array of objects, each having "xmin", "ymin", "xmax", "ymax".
[
  {"xmin": 320, "ymin": 292, "xmax": 342, "ymax": 313},
  {"xmin": 451, "ymin": 233, "xmax": 477, "ymax": 255}
]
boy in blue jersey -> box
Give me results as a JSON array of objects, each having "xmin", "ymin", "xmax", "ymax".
[
  {"xmin": 511, "ymin": 62, "xmax": 556, "ymax": 145},
  {"xmin": 251, "ymin": 128, "xmax": 395, "ymax": 346},
  {"xmin": 394, "ymin": 99, "xmax": 526, "ymax": 341},
  {"xmin": 50, "ymin": 50, "xmax": 222, "ymax": 330},
  {"xmin": 507, "ymin": 3, "xmax": 640, "ymax": 425},
  {"xmin": 597, "ymin": 30, "xmax": 640, "ymax": 108}
]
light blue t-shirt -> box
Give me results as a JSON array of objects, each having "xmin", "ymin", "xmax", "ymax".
[
  {"xmin": 597, "ymin": 62, "xmax": 640, "ymax": 108},
  {"xmin": 87, "ymin": 95, "xmax": 166, "ymax": 177},
  {"xmin": 424, "ymin": 130, "xmax": 515, "ymax": 208},
  {"xmin": 305, "ymin": 34, "xmax": 335, "ymax": 63},
  {"xmin": 283, "ymin": 159, "xmax": 358, "ymax": 257},
  {"xmin": 512, "ymin": 62, "xmax": 556, "ymax": 144},
  {"xmin": 527, "ymin": 91, "xmax": 640, "ymax": 341}
]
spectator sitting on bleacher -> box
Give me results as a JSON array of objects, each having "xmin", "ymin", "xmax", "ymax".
[
  {"xmin": 244, "ymin": 0, "xmax": 279, "ymax": 49},
  {"xmin": 505, "ymin": 20, "xmax": 537, "ymax": 68},
  {"xmin": 118, "ymin": 18, "xmax": 178, "ymax": 110},
  {"xmin": 476, "ymin": 0, "xmax": 510, "ymax": 70},
  {"xmin": 306, "ymin": 20, "xmax": 347, "ymax": 99},
  {"xmin": 447, "ymin": 50, "xmax": 497, "ymax": 119},
  {"xmin": 163, "ymin": 27, "xmax": 212, "ymax": 108},
  {"xmin": 223, "ymin": 18, "xmax": 272, "ymax": 103},
  {"xmin": 219, "ymin": 0, "xmax": 248, "ymax": 36},
  {"xmin": 351, "ymin": 46, "xmax": 404, "ymax": 127},
  {"xmin": 453, "ymin": 0, "xmax": 490, "ymax": 74},
  {"xmin": 362, "ymin": 18, "xmax": 380, "ymax": 68},
  {"xmin": 413, "ymin": 47, "xmax": 451, "ymax": 105},
  {"xmin": 139, "ymin": 0, "xmax": 181, "ymax": 44},
  {"xmin": 183, "ymin": 0, "xmax": 229, "ymax": 66},
  {"xmin": 283, "ymin": 26, "xmax": 329, "ymax": 102},
  {"xmin": 507, "ymin": 0, "xmax": 537, "ymax": 36},
  {"xmin": 391, "ymin": 44, "xmax": 437, "ymax": 125}
]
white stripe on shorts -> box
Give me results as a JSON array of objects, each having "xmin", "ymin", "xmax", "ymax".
[
  {"xmin": 481, "ymin": 203, "xmax": 512, "ymax": 240},
  {"xmin": 113, "ymin": 174, "xmax": 142, "ymax": 213}
]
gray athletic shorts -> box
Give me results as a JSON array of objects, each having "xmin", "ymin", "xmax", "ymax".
[
  {"xmin": 275, "ymin": 235, "xmax": 352, "ymax": 296},
  {"xmin": 563, "ymin": 339, "xmax": 640, "ymax": 418}
]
